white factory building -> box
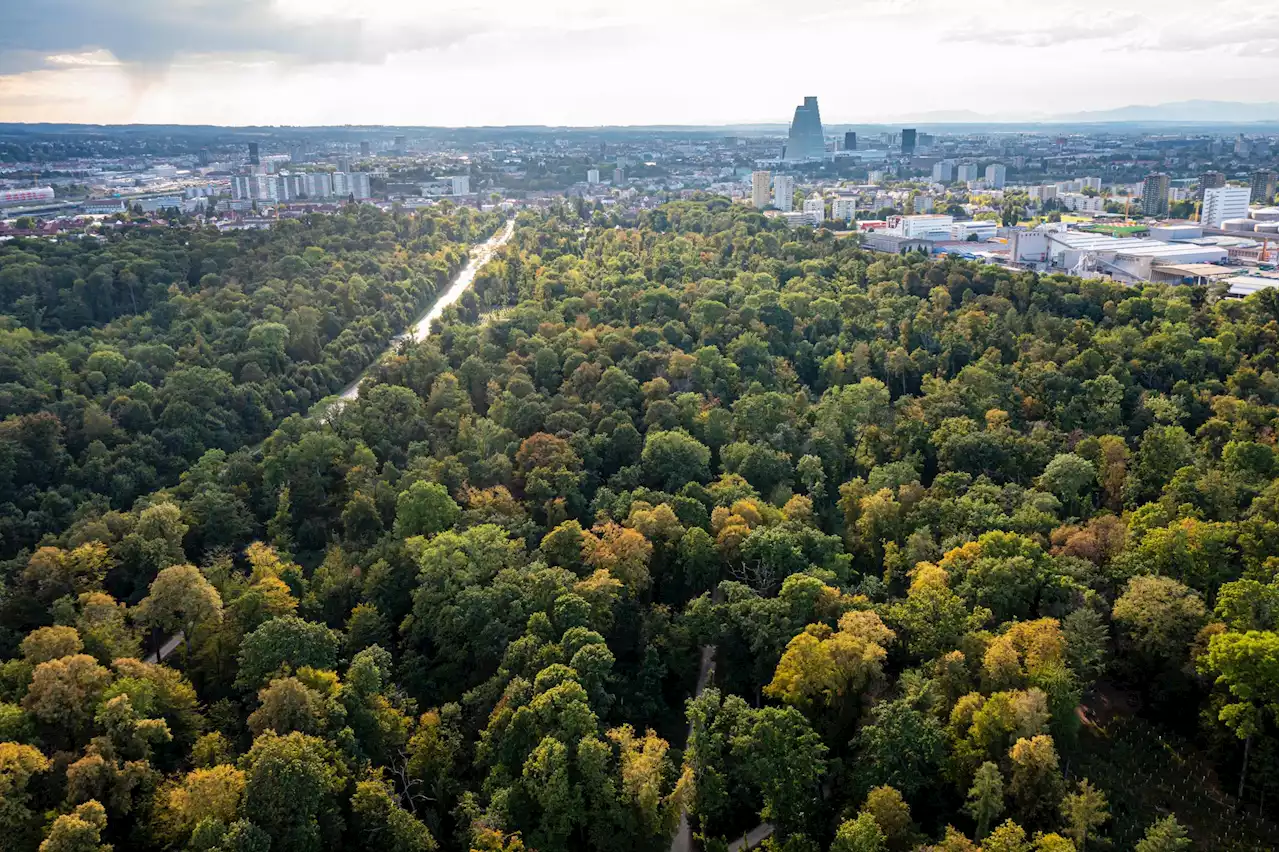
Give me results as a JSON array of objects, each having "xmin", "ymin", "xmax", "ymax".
[
  {"xmin": 888, "ymin": 214, "xmax": 954, "ymax": 239},
  {"xmin": 0, "ymin": 187, "xmax": 56, "ymax": 205},
  {"xmin": 1046, "ymin": 231, "xmax": 1228, "ymax": 283},
  {"xmin": 949, "ymin": 220, "xmax": 998, "ymax": 241}
]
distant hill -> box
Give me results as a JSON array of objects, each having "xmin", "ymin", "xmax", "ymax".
[{"xmin": 1047, "ymin": 100, "xmax": 1279, "ymax": 124}]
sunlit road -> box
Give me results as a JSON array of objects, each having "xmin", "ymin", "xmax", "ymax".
[{"xmin": 334, "ymin": 218, "xmax": 516, "ymax": 405}]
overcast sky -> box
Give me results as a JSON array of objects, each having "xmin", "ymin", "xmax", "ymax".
[{"xmin": 0, "ymin": 0, "xmax": 1276, "ymax": 126}]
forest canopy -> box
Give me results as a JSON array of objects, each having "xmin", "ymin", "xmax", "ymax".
[
  {"xmin": 0, "ymin": 204, "xmax": 501, "ymax": 556},
  {"xmin": 0, "ymin": 198, "xmax": 1275, "ymax": 852}
]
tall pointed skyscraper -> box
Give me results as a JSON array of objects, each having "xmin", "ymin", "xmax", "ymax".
[{"xmin": 784, "ymin": 96, "xmax": 825, "ymax": 162}]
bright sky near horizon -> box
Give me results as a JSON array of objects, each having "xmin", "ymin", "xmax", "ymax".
[{"xmin": 0, "ymin": 0, "xmax": 1276, "ymax": 126}]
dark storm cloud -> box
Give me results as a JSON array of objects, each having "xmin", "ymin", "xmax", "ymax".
[{"xmin": 0, "ymin": 0, "xmax": 474, "ymax": 74}]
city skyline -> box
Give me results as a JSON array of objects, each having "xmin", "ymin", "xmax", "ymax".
[{"xmin": 1, "ymin": 0, "xmax": 1277, "ymax": 125}]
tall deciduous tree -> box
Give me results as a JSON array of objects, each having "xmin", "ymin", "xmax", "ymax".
[{"xmin": 134, "ymin": 563, "xmax": 223, "ymax": 662}]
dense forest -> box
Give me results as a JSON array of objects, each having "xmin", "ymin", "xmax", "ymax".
[
  {"xmin": 0, "ymin": 204, "xmax": 502, "ymax": 556},
  {"xmin": 0, "ymin": 199, "xmax": 1276, "ymax": 852}
]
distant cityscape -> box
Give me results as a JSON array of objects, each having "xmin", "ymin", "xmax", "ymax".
[{"xmin": 1, "ymin": 96, "xmax": 1277, "ymax": 293}]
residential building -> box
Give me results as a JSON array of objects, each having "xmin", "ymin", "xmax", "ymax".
[
  {"xmin": 784, "ymin": 96, "xmax": 826, "ymax": 162},
  {"xmin": 956, "ymin": 163, "xmax": 978, "ymax": 182},
  {"xmin": 1198, "ymin": 171, "xmax": 1226, "ymax": 198},
  {"xmin": 359, "ymin": 141, "xmax": 371, "ymax": 157},
  {"xmin": 1141, "ymin": 173, "xmax": 1170, "ymax": 217},
  {"xmin": 1081, "ymin": 177, "xmax": 1102, "ymax": 192},
  {"xmin": 614, "ymin": 168, "xmax": 626, "ymax": 184},
  {"xmin": 1201, "ymin": 186, "xmax": 1252, "ymax": 228},
  {"xmin": 332, "ymin": 172, "xmax": 372, "ymax": 200},
  {"xmin": 831, "ymin": 197, "xmax": 858, "ymax": 221},
  {"xmin": 773, "ymin": 175, "xmax": 795, "ymax": 212},
  {"xmin": 751, "ymin": 170, "xmax": 772, "ymax": 209},
  {"xmin": 914, "ymin": 195, "xmax": 933, "ymax": 213},
  {"xmin": 1028, "ymin": 185, "xmax": 1058, "ymax": 204},
  {"xmin": 868, "ymin": 170, "xmax": 885, "ymax": 183},
  {"xmin": 932, "ymin": 161, "xmax": 953, "ymax": 183},
  {"xmin": 393, "ymin": 135, "xmax": 407, "ymax": 154},
  {"xmin": 901, "ymin": 129, "xmax": 916, "ymax": 155},
  {"xmin": 230, "ymin": 175, "xmax": 254, "ymax": 200},
  {"xmin": 450, "ymin": 175, "xmax": 470, "ymax": 195},
  {"xmin": 985, "ymin": 163, "xmax": 1006, "ymax": 189},
  {"xmin": 1059, "ymin": 192, "xmax": 1103, "ymax": 213},
  {"xmin": 803, "ymin": 193, "xmax": 825, "ymax": 224},
  {"xmin": 843, "ymin": 131, "xmax": 857, "ymax": 151},
  {"xmin": 303, "ymin": 172, "xmax": 332, "ymax": 198},
  {"xmin": 248, "ymin": 142, "xmax": 260, "ymax": 166},
  {"xmin": 587, "ymin": 169, "xmax": 600, "ymax": 184},
  {"xmin": 1251, "ymin": 169, "xmax": 1278, "ymax": 204}
]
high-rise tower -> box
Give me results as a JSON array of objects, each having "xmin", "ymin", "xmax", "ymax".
[
  {"xmin": 1141, "ymin": 173, "xmax": 1170, "ymax": 217},
  {"xmin": 901, "ymin": 129, "xmax": 917, "ymax": 155},
  {"xmin": 784, "ymin": 97, "xmax": 825, "ymax": 162}
]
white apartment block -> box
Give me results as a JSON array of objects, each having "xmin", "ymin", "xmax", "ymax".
[
  {"xmin": 751, "ymin": 170, "xmax": 772, "ymax": 208},
  {"xmin": 773, "ymin": 175, "xmax": 795, "ymax": 212},
  {"xmin": 1059, "ymin": 193, "xmax": 1103, "ymax": 213},
  {"xmin": 1201, "ymin": 186, "xmax": 1251, "ymax": 228},
  {"xmin": 985, "ymin": 164, "xmax": 1006, "ymax": 189},
  {"xmin": 1029, "ymin": 185, "xmax": 1058, "ymax": 204},
  {"xmin": 831, "ymin": 197, "xmax": 858, "ymax": 221},
  {"xmin": 803, "ymin": 194, "xmax": 825, "ymax": 224},
  {"xmin": 956, "ymin": 164, "xmax": 978, "ymax": 182}
]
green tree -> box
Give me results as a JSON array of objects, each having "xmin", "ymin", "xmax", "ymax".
[
  {"xmin": 733, "ymin": 706, "xmax": 827, "ymax": 836},
  {"xmin": 1111, "ymin": 576, "xmax": 1205, "ymax": 673},
  {"xmin": 22, "ymin": 654, "xmax": 112, "ymax": 745},
  {"xmin": 862, "ymin": 785, "xmax": 913, "ymax": 852},
  {"xmin": 1133, "ymin": 816, "xmax": 1191, "ymax": 852},
  {"xmin": 1060, "ymin": 779, "xmax": 1109, "ymax": 849},
  {"xmin": 855, "ymin": 699, "xmax": 945, "ymax": 797},
  {"xmin": 982, "ymin": 820, "xmax": 1030, "ymax": 852},
  {"xmin": 239, "ymin": 731, "xmax": 347, "ymax": 852},
  {"xmin": 1197, "ymin": 630, "xmax": 1278, "ymax": 798},
  {"xmin": 39, "ymin": 801, "xmax": 110, "ymax": 852},
  {"xmin": 134, "ymin": 563, "xmax": 224, "ymax": 663},
  {"xmin": 831, "ymin": 813, "xmax": 886, "ymax": 852},
  {"xmin": 964, "ymin": 761, "xmax": 1004, "ymax": 840},
  {"xmin": 394, "ymin": 481, "xmax": 461, "ymax": 538},
  {"xmin": 235, "ymin": 616, "xmax": 339, "ymax": 690},
  {"xmin": 0, "ymin": 742, "xmax": 50, "ymax": 842},
  {"xmin": 350, "ymin": 773, "xmax": 437, "ymax": 852},
  {"xmin": 641, "ymin": 429, "xmax": 711, "ymax": 491},
  {"xmin": 1007, "ymin": 736, "xmax": 1063, "ymax": 829},
  {"xmin": 1038, "ymin": 454, "xmax": 1095, "ymax": 516}
]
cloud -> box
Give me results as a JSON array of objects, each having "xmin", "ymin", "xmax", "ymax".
[
  {"xmin": 0, "ymin": 0, "xmax": 478, "ymax": 74},
  {"xmin": 1129, "ymin": 16, "xmax": 1279, "ymax": 56}
]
